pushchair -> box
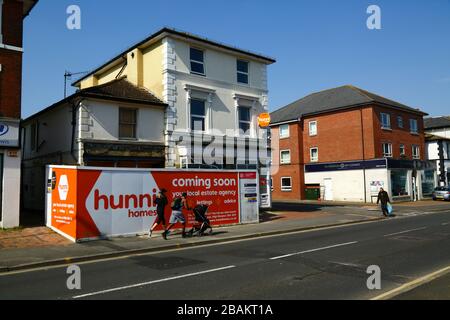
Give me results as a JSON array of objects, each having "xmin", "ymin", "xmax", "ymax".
[{"xmin": 187, "ymin": 205, "xmax": 213, "ymax": 237}]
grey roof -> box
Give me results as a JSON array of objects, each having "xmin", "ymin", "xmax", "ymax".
[
  {"xmin": 24, "ymin": 78, "xmax": 166, "ymax": 123},
  {"xmin": 424, "ymin": 116, "xmax": 450, "ymax": 130},
  {"xmin": 270, "ymin": 85, "xmax": 428, "ymax": 125}
]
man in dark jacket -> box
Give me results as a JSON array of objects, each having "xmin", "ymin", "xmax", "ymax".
[
  {"xmin": 377, "ymin": 188, "xmax": 391, "ymax": 217},
  {"xmin": 149, "ymin": 189, "xmax": 168, "ymax": 239}
]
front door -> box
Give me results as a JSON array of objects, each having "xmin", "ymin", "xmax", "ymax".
[{"xmin": 324, "ymin": 178, "xmax": 333, "ymax": 201}]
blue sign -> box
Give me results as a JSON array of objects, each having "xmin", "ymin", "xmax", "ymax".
[
  {"xmin": 0, "ymin": 124, "xmax": 9, "ymax": 136},
  {"xmin": 305, "ymin": 159, "xmax": 387, "ymax": 173}
]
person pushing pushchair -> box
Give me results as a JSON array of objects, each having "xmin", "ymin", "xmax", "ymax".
[{"xmin": 186, "ymin": 204, "xmax": 213, "ymax": 237}]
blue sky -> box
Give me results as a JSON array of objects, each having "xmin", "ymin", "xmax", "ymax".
[{"xmin": 22, "ymin": 0, "xmax": 450, "ymax": 118}]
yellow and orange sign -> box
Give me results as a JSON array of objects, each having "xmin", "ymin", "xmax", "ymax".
[{"xmin": 258, "ymin": 113, "xmax": 271, "ymax": 128}]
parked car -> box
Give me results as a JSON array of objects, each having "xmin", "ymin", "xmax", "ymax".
[{"xmin": 432, "ymin": 186, "xmax": 450, "ymax": 201}]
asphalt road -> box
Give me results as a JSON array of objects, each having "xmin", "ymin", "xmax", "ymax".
[{"xmin": 1, "ymin": 210, "xmax": 450, "ymax": 300}]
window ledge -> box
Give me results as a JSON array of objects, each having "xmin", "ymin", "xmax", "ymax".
[
  {"xmin": 381, "ymin": 127, "xmax": 393, "ymax": 131},
  {"xmin": 410, "ymin": 132, "xmax": 419, "ymax": 136}
]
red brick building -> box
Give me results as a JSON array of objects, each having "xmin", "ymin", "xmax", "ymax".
[
  {"xmin": 0, "ymin": 0, "xmax": 37, "ymax": 228},
  {"xmin": 270, "ymin": 85, "xmax": 435, "ymax": 203}
]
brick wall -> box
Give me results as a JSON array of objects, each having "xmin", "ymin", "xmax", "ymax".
[
  {"xmin": 2, "ymin": 0, "xmax": 24, "ymax": 47},
  {"xmin": 303, "ymin": 107, "xmax": 375, "ymax": 164},
  {"xmin": 372, "ymin": 105, "xmax": 426, "ymax": 160},
  {"xmin": 270, "ymin": 104, "xmax": 426, "ymax": 201},
  {"xmin": 0, "ymin": 49, "xmax": 22, "ymax": 118},
  {"xmin": 271, "ymin": 122, "xmax": 305, "ymax": 201},
  {"xmin": 0, "ymin": 0, "xmax": 25, "ymax": 118}
]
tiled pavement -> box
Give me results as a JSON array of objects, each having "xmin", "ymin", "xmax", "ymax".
[{"xmin": 0, "ymin": 227, "xmax": 71, "ymax": 250}]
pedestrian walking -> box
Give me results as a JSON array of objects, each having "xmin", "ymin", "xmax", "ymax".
[
  {"xmin": 164, "ymin": 192, "xmax": 191, "ymax": 239},
  {"xmin": 377, "ymin": 188, "xmax": 391, "ymax": 217},
  {"xmin": 149, "ymin": 189, "xmax": 168, "ymax": 239}
]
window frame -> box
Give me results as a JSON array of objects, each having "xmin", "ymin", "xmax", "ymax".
[
  {"xmin": 236, "ymin": 59, "xmax": 249, "ymax": 84},
  {"xmin": 281, "ymin": 177, "xmax": 292, "ymax": 192},
  {"xmin": 381, "ymin": 113, "xmax": 391, "ymax": 130},
  {"xmin": 119, "ymin": 108, "xmax": 138, "ymax": 140},
  {"xmin": 238, "ymin": 106, "xmax": 252, "ymax": 135},
  {"xmin": 400, "ymin": 144, "xmax": 406, "ymax": 156},
  {"xmin": 280, "ymin": 150, "xmax": 291, "ymax": 165},
  {"xmin": 309, "ymin": 121, "xmax": 318, "ymax": 136},
  {"xmin": 310, "ymin": 147, "xmax": 319, "ymax": 162},
  {"xmin": 190, "ymin": 47, "xmax": 205, "ymax": 76},
  {"xmin": 412, "ymin": 145, "xmax": 420, "ymax": 159},
  {"xmin": 382, "ymin": 143, "xmax": 393, "ymax": 158},
  {"xmin": 410, "ymin": 119, "xmax": 419, "ymax": 134},
  {"xmin": 397, "ymin": 116, "xmax": 404, "ymax": 128},
  {"xmin": 279, "ymin": 124, "xmax": 290, "ymax": 139},
  {"xmin": 190, "ymin": 98, "xmax": 207, "ymax": 132}
]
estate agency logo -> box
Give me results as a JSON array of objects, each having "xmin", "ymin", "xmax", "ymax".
[
  {"xmin": 0, "ymin": 124, "xmax": 9, "ymax": 136},
  {"xmin": 58, "ymin": 175, "xmax": 70, "ymax": 201}
]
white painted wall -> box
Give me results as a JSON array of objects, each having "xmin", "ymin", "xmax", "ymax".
[
  {"xmin": 164, "ymin": 37, "xmax": 270, "ymax": 167},
  {"xmin": 84, "ymin": 99, "xmax": 165, "ymax": 143},
  {"xmin": 305, "ymin": 169, "xmax": 389, "ymax": 203},
  {"xmin": 172, "ymin": 38, "xmax": 268, "ymax": 90},
  {"xmin": 0, "ymin": 151, "xmax": 21, "ymax": 228},
  {"xmin": 426, "ymin": 128, "xmax": 450, "ymax": 139}
]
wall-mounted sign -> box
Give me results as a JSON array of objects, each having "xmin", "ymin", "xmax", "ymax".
[
  {"xmin": 7, "ymin": 150, "xmax": 19, "ymax": 158},
  {"xmin": 0, "ymin": 120, "xmax": 20, "ymax": 148},
  {"xmin": 258, "ymin": 113, "xmax": 271, "ymax": 128}
]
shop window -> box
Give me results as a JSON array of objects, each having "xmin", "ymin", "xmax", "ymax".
[
  {"xmin": 280, "ymin": 150, "xmax": 291, "ymax": 165},
  {"xmin": 391, "ymin": 169, "xmax": 409, "ymax": 197},
  {"xmin": 281, "ymin": 177, "xmax": 292, "ymax": 192},
  {"xmin": 119, "ymin": 108, "xmax": 137, "ymax": 139},
  {"xmin": 421, "ymin": 170, "xmax": 435, "ymax": 197},
  {"xmin": 279, "ymin": 124, "xmax": 290, "ymax": 139}
]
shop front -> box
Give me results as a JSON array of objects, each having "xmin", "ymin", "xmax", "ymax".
[
  {"xmin": 304, "ymin": 158, "xmax": 437, "ymax": 203},
  {"xmin": 387, "ymin": 159, "xmax": 437, "ymax": 201}
]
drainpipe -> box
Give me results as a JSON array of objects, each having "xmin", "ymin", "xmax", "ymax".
[
  {"xmin": 360, "ymin": 109, "xmax": 367, "ymax": 203},
  {"xmin": 70, "ymin": 98, "xmax": 85, "ymax": 164}
]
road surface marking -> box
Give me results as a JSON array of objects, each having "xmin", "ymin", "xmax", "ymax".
[
  {"xmin": 0, "ymin": 219, "xmax": 383, "ymax": 277},
  {"xmin": 270, "ymin": 242, "xmax": 358, "ymax": 261},
  {"xmin": 383, "ymin": 227, "xmax": 427, "ymax": 237},
  {"xmin": 73, "ymin": 265, "xmax": 236, "ymax": 299},
  {"xmin": 371, "ymin": 266, "xmax": 450, "ymax": 300},
  {"xmin": 442, "ymin": 222, "xmax": 449, "ymax": 226}
]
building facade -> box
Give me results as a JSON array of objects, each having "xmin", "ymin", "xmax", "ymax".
[
  {"xmin": 22, "ymin": 79, "xmax": 167, "ymax": 210},
  {"xmin": 72, "ymin": 28, "xmax": 275, "ymax": 171},
  {"xmin": 270, "ymin": 85, "xmax": 435, "ymax": 203},
  {"xmin": 0, "ymin": 0, "xmax": 37, "ymax": 228},
  {"xmin": 425, "ymin": 116, "xmax": 450, "ymax": 186}
]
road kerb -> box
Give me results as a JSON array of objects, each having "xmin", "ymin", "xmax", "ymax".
[
  {"xmin": 371, "ymin": 266, "xmax": 450, "ymax": 300},
  {"xmin": 0, "ymin": 217, "xmax": 384, "ymax": 274}
]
